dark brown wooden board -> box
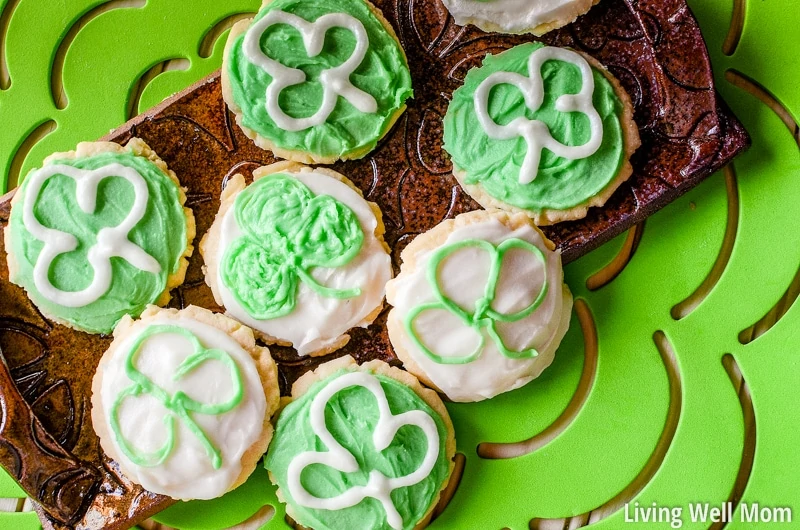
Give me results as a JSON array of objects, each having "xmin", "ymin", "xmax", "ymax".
[{"xmin": 0, "ymin": 0, "xmax": 748, "ymax": 528}]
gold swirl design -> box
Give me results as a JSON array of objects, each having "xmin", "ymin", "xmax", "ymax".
[
  {"xmin": 478, "ymin": 299, "xmax": 598, "ymax": 459},
  {"xmin": 50, "ymin": 0, "xmax": 147, "ymax": 110},
  {"xmin": 529, "ymin": 331, "xmax": 682, "ymax": 528},
  {"xmin": 672, "ymin": 165, "xmax": 740, "ymax": 320}
]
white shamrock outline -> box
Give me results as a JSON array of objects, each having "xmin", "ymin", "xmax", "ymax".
[
  {"xmin": 243, "ymin": 11, "xmax": 378, "ymax": 132},
  {"xmin": 474, "ymin": 46, "xmax": 603, "ymax": 184},
  {"xmin": 287, "ymin": 371, "xmax": 440, "ymax": 530},
  {"xmin": 22, "ymin": 163, "xmax": 161, "ymax": 308}
]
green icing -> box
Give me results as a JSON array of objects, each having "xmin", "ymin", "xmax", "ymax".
[
  {"xmin": 227, "ymin": 0, "xmax": 413, "ymax": 159},
  {"xmin": 221, "ymin": 174, "xmax": 363, "ymax": 320},
  {"xmin": 406, "ymin": 238, "xmax": 548, "ymax": 364},
  {"xmin": 110, "ymin": 325, "xmax": 244, "ymax": 470},
  {"xmin": 8, "ymin": 152, "xmax": 188, "ymax": 334},
  {"xmin": 443, "ymin": 42, "xmax": 626, "ymax": 211},
  {"xmin": 265, "ymin": 369, "xmax": 451, "ymax": 530}
]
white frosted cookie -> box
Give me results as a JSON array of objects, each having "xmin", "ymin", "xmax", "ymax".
[
  {"xmin": 386, "ymin": 210, "xmax": 573, "ymax": 402},
  {"xmin": 200, "ymin": 161, "xmax": 392, "ymax": 356},
  {"xmin": 91, "ymin": 306, "xmax": 280, "ymax": 500},
  {"xmin": 441, "ymin": 0, "xmax": 600, "ymax": 36},
  {"xmin": 265, "ymin": 356, "xmax": 456, "ymax": 530}
]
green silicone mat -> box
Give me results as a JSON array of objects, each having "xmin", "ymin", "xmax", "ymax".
[{"xmin": 0, "ymin": 0, "xmax": 798, "ymax": 529}]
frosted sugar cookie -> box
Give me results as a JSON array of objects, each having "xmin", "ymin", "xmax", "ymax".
[
  {"xmin": 443, "ymin": 43, "xmax": 640, "ymax": 225},
  {"xmin": 265, "ymin": 356, "xmax": 455, "ymax": 530},
  {"xmin": 91, "ymin": 305, "xmax": 280, "ymax": 500},
  {"xmin": 386, "ymin": 210, "xmax": 573, "ymax": 402},
  {"xmin": 222, "ymin": 0, "xmax": 413, "ymax": 164},
  {"xmin": 200, "ymin": 161, "xmax": 392, "ymax": 356},
  {"xmin": 441, "ymin": 0, "xmax": 600, "ymax": 36},
  {"xmin": 5, "ymin": 139, "xmax": 195, "ymax": 334}
]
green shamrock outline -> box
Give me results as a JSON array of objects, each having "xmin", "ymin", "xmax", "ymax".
[
  {"xmin": 110, "ymin": 325, "xmax": 244, "ymax": 470},
  {"xmin": 405, "ymin": 238, "xmax": 549, "ymax": 365},
  {"xmin": 221, "ymin": 174, "xmax": 364, "ymax": 320}
]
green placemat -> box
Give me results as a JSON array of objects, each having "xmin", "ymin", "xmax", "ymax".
[{"xmin": 0, "ymin": 0, "xmax": 798, "ymax": 529}]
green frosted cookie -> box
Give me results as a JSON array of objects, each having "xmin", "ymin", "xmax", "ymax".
[
  {"xmin": 5, "ymin": 139, "xmax": 194, "ymax": 334},
  {"xmin": 444, "ymin": 42, "xmax": 640, "ymax": 225},
  {"xmin": 265, "ymin": 356, "xmax": 456, "ymax": 530},
  {"xmin": 223, "ymin": 0, "xmax": 413, "ymax": 164}
]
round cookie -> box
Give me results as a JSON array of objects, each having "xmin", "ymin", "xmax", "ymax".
[
  {"xmin": 5, "ymin": 139, "xmax": 195, "ymax": 334},
  {"xmin": 386, "ymin": 210, "xmax": 573, "ymax": 402},
  {"xmin": 200, "ymin": 161, "xmax": 392, "ymax": 356},
  {"xmin": 91, "ymin": 305, "xmax": 280, "ymax": 500},
  {"xmin": 222, "ymin": 0, "xmax": 413, "ymax": 164},
  {"xmin": 443, "ymin": 43, "xmax": 640, "ymax": 225},
  {"xmin": 441, "ymin": 0, "xmax": 601, "ymax": 36},
  {"xmin": 265, "ymin": 356, "xmax": 456, "ymax": 530}
]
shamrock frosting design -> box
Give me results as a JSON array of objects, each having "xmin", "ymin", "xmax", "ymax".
[
  {"xmin": 474, "ymin": 46, "xmax": 603, "ymax": 184},
  {"xmin": 21, "ymin": 163, "xmax": 161, "ymax": 308},
  {"xmin": 221, "ymin": 174, "xmax": 364, "ymax": 320},
  {"xmin": 443, "ymin": 42, "xmax": 627, "ymax": 214},
  {"xmin": 406, "ymin": 238, "xmax": 549, "ymax": 364},
  {"xmin": 8, "ymin": 149, "xmax": 191, "ymax": 334},
  {"xmin": 225, "ymin": 0, "xmax": 413, "ymax": 161},
  {"xmin": 110, "ymin": 325, "xmax": 244, "ymax": 470},
  {"xmin": 243, "ymin": 10, "xmax": 378, "ymax": 131},
  {"xmin": 285, "ymin": 371, "xmax": 441, "ymax": 530}
]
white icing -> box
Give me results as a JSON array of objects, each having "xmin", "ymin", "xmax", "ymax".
[
  {"xmin": 215, "ymin": 170, "xmax": 392, "ymax": 356},
  {"xmin": 287, "ymin": 371, "xmax": 439, "ymax": 530},
  {"xmin": 474, "ymin": 46, "xmax": 603, "ymax": 184},
  {"xmin": 387, "ymin": 218, "xmax": 573, "ymax": 402},
  {"xmin": 243, "ymin": 11, "xmax": 378, "ymax": 132},
  {"xmin": 100, "ymin": 317, "xmax": 267, "ymax": 500},
  {"xmin": 442, "ymin": 0, "xmax": 587, "ymax": 33},
  {"xmin": 22, "ymin": 163, "xmax": 161, "ymax": 308}
]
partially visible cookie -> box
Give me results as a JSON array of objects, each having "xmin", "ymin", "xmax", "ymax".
[
  {"xmin": 200, "ymin": 161, "xmax": 392, "ymax": 356},
  {"xmin": 265, "ymin": 355, "xmax": 456, "ymax": 530},
  {"xmin": 5, "ymin": 139, "xmax": 195, "ymax": 334},
  {"xmin": 441, "ymin": 0, "xmax": 600, "ymax": 36},
  {"xmin": 443, "ymin": 43, "xmax": 640, "ymax": 225},
  {"xmin": 222, "ymin": 0, "xmax": 413, "ymax": 164},
  {"xmin": 386, "ymin": 209, "xmax": 573, "ymax": 402},
  {"xmin": 91, "ymin": 305, "xmax": 280, "ymax": 501}
]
